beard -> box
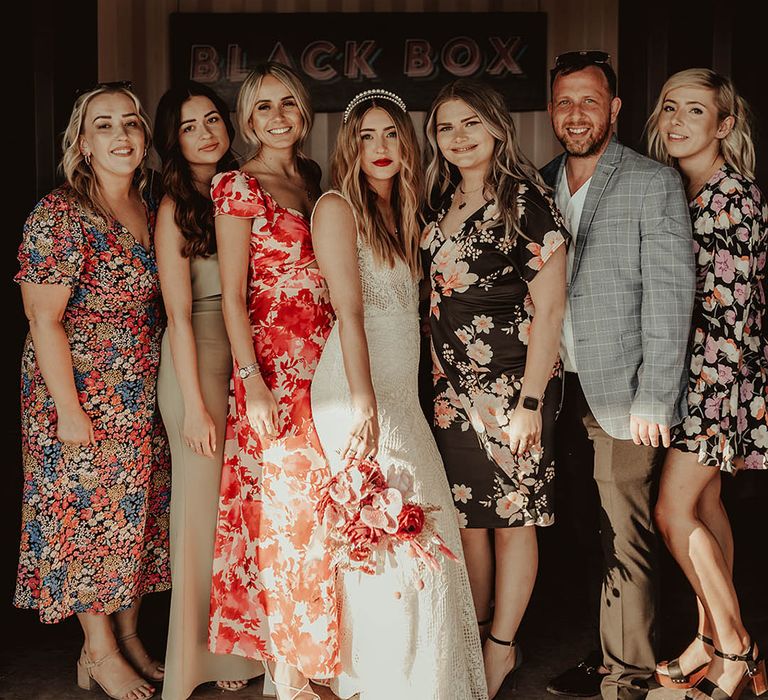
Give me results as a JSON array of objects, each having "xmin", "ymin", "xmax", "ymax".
[{"xmin": 555, "ymin": 117, "xmax": 612, "ymax": 158}]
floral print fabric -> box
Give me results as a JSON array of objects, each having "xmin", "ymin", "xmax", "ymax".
[
  {"xmin": 422, "ymin": 183, "xmax": 569, "ymax": 528},
  {"xmin": 208, "ymin": 171, "xmax": 340, "ymax": 677},
  {"xmin": 671, "ymin": 164, "xmax": 767, "ymax": 472},
  {"xmin": 14, "ymin": 187, "xmax": 170, "ymax": 624}
]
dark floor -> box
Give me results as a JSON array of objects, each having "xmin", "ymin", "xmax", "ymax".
[{"xmin": 1, "ymin": 473, "xmax": 765, "ymax": 700}]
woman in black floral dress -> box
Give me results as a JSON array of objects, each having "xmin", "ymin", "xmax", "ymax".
[
  {"xmin": 422, "ymin": 80, "xmax": 568, "ymax": 698},
  {"xmin": 647, "ymin": 69, "xmax": 767, "ymax": 700}
]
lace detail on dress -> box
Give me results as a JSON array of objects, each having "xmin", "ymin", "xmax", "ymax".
[
  {"xmin": 312, "ymin": 191, "xmax": 418, "ymax": 318},
  {"xmin": 310, "ymin": 191, "xmax": 487, "ymax": 699}
]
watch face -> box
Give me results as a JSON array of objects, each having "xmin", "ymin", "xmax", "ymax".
[{"xmin": 522, "ymin": 396, "xmax": 539, "ymax": 410}]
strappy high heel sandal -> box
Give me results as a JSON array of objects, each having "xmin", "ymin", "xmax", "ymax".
[
  {"xmin": 117, "ymin": 632, "xmax": 164, "ymax": 682},
  {"xmin": 264, "ymin": 664, "xmax": 318, "ymax": 700},
  {"xmin": 485, "ymin": 633, "xmax": 523, "ymax": 700},
  {"xmin": 655, "ymin": 632, "xmax": 714, "ymax": 688},
  {"xmin": 77, "ymin": 648, "xmax": 154, "ymax": 700},
  {"xmin": 687, "ymin": 640, "xmax": 767, "ymax": 700},
  {"xmin": 478, "ymin": 616, "xmax": 492, "ymax": 643}
]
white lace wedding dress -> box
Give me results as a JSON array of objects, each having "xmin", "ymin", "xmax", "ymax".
[{"xmin": 310, "ymin": 193, "xmax": 487, "ymax": 700}]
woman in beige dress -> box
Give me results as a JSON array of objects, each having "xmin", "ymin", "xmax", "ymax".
[{"xmin": 154, "ymin": 82, "xmax": 265, "ymax": 699}]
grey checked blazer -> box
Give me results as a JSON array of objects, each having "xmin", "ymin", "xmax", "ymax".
[{"xmin": 541, "ymin": 136, "xmax": 695, "ymax": 439}]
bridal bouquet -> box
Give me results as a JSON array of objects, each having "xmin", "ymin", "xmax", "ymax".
[{"xmin": 317, "ymin": 458, "xmax": 458, "ymax": 576}]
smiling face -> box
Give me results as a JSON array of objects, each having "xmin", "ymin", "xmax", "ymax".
[
  {"xmin": 359, "ymin": 106, "xmax": 401, "ymax": 183},
  {"xmin": 248, "ymin": 74, "xmax": 303, "ymax": 150},
  {"xmin": 79, "ymin": 91, "xmax": 146, "ymax": 177},
  {"xmin": 658, "ymin": 85, "xmax": 732, "ymax": 164},
  {"xmin": 549, "ymin": 65, "xmax": 621, "ymax": 158},
  {"xmin": 178, "ymin": 94, "xmax": 230, "ymax": 167},
  {"xmin": 434, "ymin": 98, "xmax": 496, "ymax": 173}
]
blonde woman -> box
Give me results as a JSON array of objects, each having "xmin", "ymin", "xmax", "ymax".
[
  {"xmin": 310, "ymin": 90, "xmax": 487, "ymax": 700},
  {"xmin": 14, "ymin": 84, "xmax": 170, "ymax": 700},
  {"xmin": 422, "ymin": 79, "xmax": 568, "ymax": 699},
  {"xmin": 647, "ymin": 68, "xmax": 767, "ymax": 700},
  {"xmin": 206, "ymin": 62, "xmax": 338, "ymax": 700}
]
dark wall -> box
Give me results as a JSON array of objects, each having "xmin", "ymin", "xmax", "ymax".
[
  {"xmin": 618, "ymin": 0, "xmax": 766, "ymax": 195},
  {"xmin": 3, "ymin": 0, "xmax": 97, "ymax": 636}
]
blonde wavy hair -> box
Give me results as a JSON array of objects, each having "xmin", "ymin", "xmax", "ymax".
[
  {"xmin": 331, "ymin": 98, "xmax": 423, "ymax": 278},
  {"xmin": 61, "ymin": 85, "xmax": 152, "ymax": 217},
  {"xmin": 424, "ymin": 79, "xmax": 547, "ymax": 243},
  {"xmin": 237, "ymin": 62, "xmax": 313, "ymax": 157},
  {"xmin": 646, "ymin": 68, "xmax": 755, "ymax": 179}
]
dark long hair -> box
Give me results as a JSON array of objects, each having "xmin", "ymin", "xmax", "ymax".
[{"xmin": 154, "ymin": 81, "xmax": 237, "ymax": 258}]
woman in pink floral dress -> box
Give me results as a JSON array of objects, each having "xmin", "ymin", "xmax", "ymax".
[
  {"xmin": 647, "ymin": 69, "xmax": 767, "ymax": 700},
  {"xmin": 208, "ymin": 63, "xmax": 339, "ymax": 699}
]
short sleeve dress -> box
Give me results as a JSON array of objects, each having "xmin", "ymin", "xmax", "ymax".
[
  {"xmin": 670, "ymin": 164, "xmax": 767, "ymax": 472},
  {"xmin": 207, "ymin": 171, "xmax": 340, "ymax": 679},
  {"xmin": 14, "ymin": 186, "xmax": 170, "ymax": 624},
  {"xmin": 421, "ymin": 182, "xmax": 569, "ymax": 529}
]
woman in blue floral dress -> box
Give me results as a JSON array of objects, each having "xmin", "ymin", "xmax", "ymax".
[
  {"xmin": 647, "ymin": 69, "xmax": 767, "ymax": 700},
  {"xmin": 15, "ymin": 86, "xmax": 170, "ymax": 700}
]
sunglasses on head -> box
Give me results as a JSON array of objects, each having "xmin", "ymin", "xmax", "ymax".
[
  {"xmin": 75, "ymin": 80, "xmax": 134, "ymax": 98},
  {"xmin": 554, "ymin": 51, "xmax": 611, "ymax": 70}
]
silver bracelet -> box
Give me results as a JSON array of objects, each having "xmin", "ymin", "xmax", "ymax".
[{"xmin": 237, "ymin": 361, "xmax": 261, "ymax": 380}]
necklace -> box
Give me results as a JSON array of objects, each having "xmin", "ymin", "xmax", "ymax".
[
  {"xmin": 255, "ymin": 156, "xmax": 314, "ymax": 200},
  {"xmin": 686, "ymin": 157, "xmax": 724, "ymax": 200},
  {"xmin": 457, "ymin": 182, "xmax": 485, "ymax": 210}
]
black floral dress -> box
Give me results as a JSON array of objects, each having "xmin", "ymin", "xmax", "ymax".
[
  {"xmin": 421, "ymin": 182, "xmax": 569, "ymax": 528},
  {"xmin": 670, "ymin": 164, "xmax": 767, "ymax": 472}
]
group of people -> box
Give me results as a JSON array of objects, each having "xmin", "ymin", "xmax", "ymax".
[{"xmin": 14, "ymin": 48, "xmax": 766, "ymax": 700}]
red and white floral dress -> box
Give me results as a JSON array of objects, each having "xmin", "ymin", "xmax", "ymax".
[{"xmin": 208, "ymin": 171, "xmax": 340, "ymax": 678}]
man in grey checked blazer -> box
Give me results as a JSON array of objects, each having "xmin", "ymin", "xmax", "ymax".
[{"xmin": 541, "ymin": 52, "xmax": 695, "ymax": 700}]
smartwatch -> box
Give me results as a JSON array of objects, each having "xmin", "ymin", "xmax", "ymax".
[{"xmin": 521, "ymin": 395, "xmax": 542, "ymax": 411}]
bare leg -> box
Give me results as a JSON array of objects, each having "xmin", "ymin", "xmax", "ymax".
[
  {"xmin": 78, "ymin": 612, "xmax": 154, "ymax": 700},
  {"xmin": 654, "ymin": 449, "xmax": 751, "ymax": 697},
  {"xmin": 663, "ymin": 474, "xmax": 733, "ymax": 674},
  {"xmin": 483, "ymin": 526, "xmax": 537, "ymax": 698},
  {"xmin": 113, "ymin": 598, "xmax": 164, "ymax": 681},
  {"xmin": 460, "ymin": 527, "xmax": 494, "ymax": 625}
]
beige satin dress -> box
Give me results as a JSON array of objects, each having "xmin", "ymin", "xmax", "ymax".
[{"xmin": 157, "ymin": 254, "xmax": 263, "ymax": 700}]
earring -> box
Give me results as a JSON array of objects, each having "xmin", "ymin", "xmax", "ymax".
[
  {"xmin": 143, "ymin": 147, "xmax": 148, "ymax": 158},
  {"xmin": 84, "ymin": 153, "xmax": 92, "ymax": 166}
]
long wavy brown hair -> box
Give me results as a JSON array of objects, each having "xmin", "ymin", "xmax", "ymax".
[
  {"xmin": 154, "ymin": 82, "xmax": 237, "ymax": 258},
  {"xmin": 60, "ymin": 85, "xmax": 152, "ymax": 218},
  {"xmin": 424, "ymin": 79, "xmax": 547, "ymax": 244},
  {"xmin": 331, "ymin": 98, "xmax": 423, "ymax": 278}
]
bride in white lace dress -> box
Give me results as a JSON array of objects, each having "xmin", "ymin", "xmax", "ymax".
[{"xmin": 310, "ymin": 91, "xmax": 487, "ymax": 700}]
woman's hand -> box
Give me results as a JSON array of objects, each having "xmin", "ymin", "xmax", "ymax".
[
  {"xmin": 342, "ymin": 404, "xmax": 379, "ymax": 462},
  {"xmin": 244, "ymin": 377, "xmax": 280, "ymax": 442},
  {"xmin": 506, "ymin": 404, "xmax": 542, "ymax": 455},
  {"xmin": 183, "ymin": 405, "xmax": 217, "ymax": 458},
  {"xmin": 56, "ymin": 405, "xmax": 95, "ymax": 446}
]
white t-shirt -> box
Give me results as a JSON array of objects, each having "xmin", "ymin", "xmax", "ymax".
[{"xmin": 555, "ymin": 171, "xmax": 591, "ymax": 374}]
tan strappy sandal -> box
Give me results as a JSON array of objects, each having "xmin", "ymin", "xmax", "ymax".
[{"xmin": 77, "ymin": 648, "xmax": 154, "ymax": 700}]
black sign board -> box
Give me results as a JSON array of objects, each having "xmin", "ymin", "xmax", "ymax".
[{"xmin": 170, "ymin": 12, "xmax": 547, "ymax": 112}]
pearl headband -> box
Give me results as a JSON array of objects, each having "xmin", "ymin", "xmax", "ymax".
[{"xmin": 342, "ymin": 89, "xmax": 407, "ymax": 123}]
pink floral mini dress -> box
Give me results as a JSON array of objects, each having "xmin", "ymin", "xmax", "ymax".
[{"xmin": 670, "ymin": 164, "xmax": 767, "ymax": 472}]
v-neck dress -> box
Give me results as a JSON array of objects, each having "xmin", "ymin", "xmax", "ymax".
[
  {"xmin": 14, "ymin": 185, "xmax": 171, "ymax": 623},
  {"xmin": 207, "ymin": 171, "xmax": 340, "ymax": 678},
  {"xmin": 670, "ymin": 164, "xmax": 767, "ymax": 472},
  {"xmin": 421, "ymin": 182, "xmax": 569, "ymax": 529}
]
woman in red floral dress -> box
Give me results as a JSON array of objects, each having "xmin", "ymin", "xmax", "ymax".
[{"xmin": 208, "ymin": 63, "xmax": 339, "ymax": 699}]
